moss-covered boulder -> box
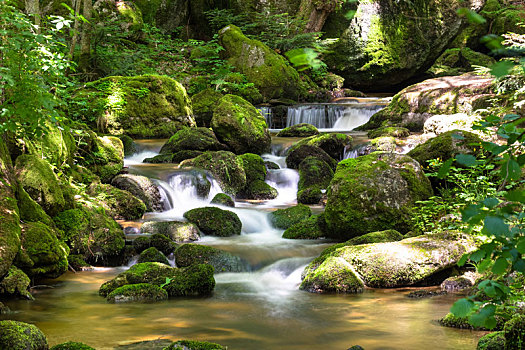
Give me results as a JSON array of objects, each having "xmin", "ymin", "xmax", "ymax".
[
  {"xmin": 163, "ymin": 264, "xmax": 215, "ymax": 297},
  {"xmin": 88, "ymin": 183, "xmax": 146, "ymax": 220},
  {"xmin": 16, "ymin": 222, "xmax": 68, "ymax": 279},
  {"xmin": 236, "ymin": 153, "xmax": 278, "ymax": 200},
  {"xmin": 277, "ymin": 123, "xmax": 319, "ymax": 137},
  {"xmin": 175, "ymin": 244, "xmax": 246, "ymax": 273},
  {"xmin": 370, "ymin": 136, "xmax": 397, "ymax": 153},
  {"xmin": 0, "ymin": 320, "xmax": 48, "ymax": 350},
  {"xmin": 282, "ymin": 214, "xmax": 326, "ymax": 239},
  {"xmin": 183, "ymin": 207, "xmax": 242, "ymax": 237},
  {"xmin": 181, "ymin": 151, "xmax": 246, "ymax": 195},
  {"xmin": 407, "ymin": 129, "xmax": 482, "ymax": 166},
  {"xmin": 159, "ymin": 127, "xmax": 225, "ymax": 155},
  {"xmin": 239, "ymin": 180, "xmax": 278, "ymax": 200},
  {"xmin": 138, "ymin": 247, "xmax": 170, "ymax": 265},
  {"xmin": 359, "ymin": 74, "xmax": 494, "ymax": 131},
  {"xmin": 16, "ymin": 186, "xmax": 56, "ymax": 228},
  {"xmin": 210, "ymin": 193, "xmax": 235, "ymax": 207},
  {"xmin": 50, "ymin": 341, "xmax": 95, "ymax": 350},
  {"xmin": 324, "ymin": 152, "xmax": 433, "ymax": 239},
  {"xmin": 504, "ymin": 314, "xmax": 525, "ymax": 350},
  {"xmin": 428, "ymin": 47, "xmax": 496, "ymax": 77},
  {"xmin": 191, "ymin": 88, "xmax": 223, "ymax": 127},
  {"xmin": 297, "ymin": 157, "xmax": 334, "ymax": 205},
  {"xmin": 163, "ymin": 340, "xmax": 226, "ymax": 350},
  {"xmin": 132, "ymin": 234, "xmax": 177, "ymax": 255},
  {"xmin": 24, "ymin": 120, "xmax": 76, "ymax": 167},
  {"xmin": 67, "ymin": 254, "xmax": 92, "ymax": 272},
  {"xmin": 70, "ymin": 75, "xmax": 195, "ymax": 138},
  {"xmin": 218, "ymin": 25, "xmax": 310, "ymax": 101},
  {"xmin": 238, "ymin": 153, "xmax": 266, "ymax": 183},
  {"xmin": 477, "ymin": 331, "xmax": 506, "ymax": 350},
  {"xmin": 269, "ymin": 204, "xmax": 312, "ymax": 229},
  {"xmin": 118, "ymin": 135, "xmax": 138, "ymax": 157},
  {"xmin": 288, "ymin": 133, "xmax": 353, "ymax": 160},
  {"xmin": 323, "ymin": 0, "xmax": 482, "ymax": 90},
  {"xmin": 346, "ymin": 230, "xmax": 404, "ymax": 245},
  {"xmin": 141, "ymin": 221, "xmax": 200, "ymax": 242},
  {"xmin": 53, "ymin": 206, "xmax": 125, "ymax": 264},
  {"xmin": 286, "ymin": 145, "xmax": 337, "ymax": 170},
  {"xmin": 86, "ymin": 136, "xmax": 124, "ymax": 183},
  {"xmin": 107, "ymin": 283, "xmax": 168, "ymax": 303},
  {"xmin": 15, "ymin": 154, "xmax": 70, "ymax": 217},
  {"xmin": 300, "ymin": 256, "xmax": 365, "ymax": 294},
  {"xmin": 211, "ymin": 95, "xmax": 271, "ymax": 155},
  {"xmin": 111, "ymin": 174, "xmax": 162, "ymax": 211},
  {"xmin": 301, "ymin": 232, "xmax": 476, "ymax": 291},
  {"xmin": 0, "ymin": 266, "xmax": 32, "ymax": 299},
  {"xmin": 367, "ymin": 126, "xmax": 410, "ymax": 139}
]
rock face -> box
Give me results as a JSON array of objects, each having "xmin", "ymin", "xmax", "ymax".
[
  {"xmin": 301, "ymin": 232, "xmax": 476, "ymax": 292},
  {"xmin": 323, "ymin": 0, "xmax": 484, "ymax": 90},
  {"xmin": 0, "ymin": 320, "xmax": 48, "ymax": 350},
  {"xmin": 218, "ymin": 25, "xmax": 310, "ymax": 101},
  {"xmin": 324, "ymin": 152, "xmax": 433, "ymax": 240},
  {"xmin": 111, "ymin": 174, "xmax": 162, "ymax": 212},
  {"xmin": 211, "ymin": 95, "xmax": 271, "ymax": 155},
  {"xmin": 360, "ymin": 74, "xmax": 494, "ymax": 131},
  {"xmin": 71, "ymin": 75, "xmax": 195, "ymax": 138}
]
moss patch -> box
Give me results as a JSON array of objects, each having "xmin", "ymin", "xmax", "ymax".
[
  {"xmin": 175, "ymin": 244, "xmax": 245, "ymax": 273},
  {"xmin": 269, "ymin": 204, "xmax": 312, "ymax": 229},
  {"xmin": 183, "ymin": 207, "xmax": 242, "ymax": 237}
]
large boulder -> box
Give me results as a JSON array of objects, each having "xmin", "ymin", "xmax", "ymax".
[
  {"xmin": 132, "ymin": 234, "xmax": 177, "ymax": 255},
  {"xmin": 277, "ymin": 123, "xmax": 319, "ymax": 137},
  {"xmin": 360, "ymin": 74, "xmax": 494, "ymax": 131},
  {"xmin": 24, "ymin": 120, "xmax": 76, "ymax": 167},
  {"xmin": 0, "ymin": 266, "xmax": 32, "ymax": 299},
  {"xmin": 191, "ymin": 88, "xmax": 223, "ymax": 127},
  {"xmin": 0, "ymin": 320, "xmax": 48, "ymax": 350},
  {"xmin": 70, "ymin": 75, "xmax": 195, "ymax": 138},
  {"xmin": 324, "ymin": 152, "xmax": 433, "ymax": 239},
  {"xmin": 16, "ymin": 222, "xmax": 69, "ymax": 279},
  {"xmin": 297, "ymin": 157, "xmax": 334, "ymax": 205},
  {"xmin": 137, "ymin": 247, "xmax": 170, "ymax": 265},
  {"xmin": 88, "ymin": 136, "xmax": 124, "ymax": 183},
  {"xmin": 237, "ymin": 153, "xmax": 278, "ymax": 200},
  {"xmin": 175, "ymin": 244, "xmax": 246, "ymax": 273},
  {"xmin": 286, "ymin": 145, "xmax": 337, "ymax": 170},
  {"xmin": 269, "ymin": 204, "xmax": 312, "ymax": 229},
  {"xmin": 287, "ymin": 133, "xmax": 353, "ymax": 161},
  {"xmin": 140, "ymin": 221, "xmax": 200, "ymax": 242},
  {"xmin": 183, "ymin": 207, "xmax": 242, "ymax": 237},
  {"xmin": 218, "ymin": 25, "xmax": 311, "ymax": 101},
  {"xmin": 111, "ymin": 174, "xmax": 162, "ymax": 212},
  {"xmin": 181, "ymin": 151, "xmax": 246, "ymax": 195},
  {"xmin": 88, "ymin": 183, "xmax": 147, "ymax": 220},
  {"xmin": 323, "ymin": 0, "xmax": 484, "ymax": 90},
  {"xmin": 300, "ymin": 232, "xmax": 476, "ymax": 292},
  {"xmin": 107, "ymin": 283, "xmax": 168, "ymax": 303},
  {"xmin": 211, "ymin": 94, "xmax": 271, "ymax": 155},
  {"xmin": 282, "ymin": 214, "xmax": 327, "ymax": 239},
  {"xmin": 159, "ymin": 127, "xmax": 226, "ymax": 155}
]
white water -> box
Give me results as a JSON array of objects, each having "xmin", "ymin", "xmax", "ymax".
[
  {"xmin": 332, "ymin": 105, "xmax": 385, "ymax": 131},
  {"xmin": 124, "ymin": 150, "xmax": 159, "ymax": 166}
]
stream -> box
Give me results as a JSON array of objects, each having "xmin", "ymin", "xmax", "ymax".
[{"xmin": 1, "ymin": 101, "xmax": 485, "ymax": 349}]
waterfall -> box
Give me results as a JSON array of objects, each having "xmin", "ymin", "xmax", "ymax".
[{"xmin": 257, "ymin": 106, "xmax": 273, "ymax": 129}]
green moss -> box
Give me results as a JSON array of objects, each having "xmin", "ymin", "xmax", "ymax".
[
  {"xmin": 143, "ymin": 154, "xmax": 174, "ymax": 164},
  {"xmin": 125, "ymin": 262, "xmax": 175, "ymax": 285},
  {"xmin": 277, "ymin": 123, "xmax": 319, "ymax": 137},
  {"xmin": 297, "ymin": 156, "xmax": 334, "ymax": 204},
  {"xmin": 210, "ymin": 193, "xmax": 235, "ymax": 207},
  {"xmin": 159, "ymin": 127, "xmax": 225, "ymax": 154},
  {"xmin": 504, "ymin": 314, "xmax": 525, "ymax": 350},
  {"xmin": 184, "ymin": 207, "xmax": 242, "ymax": 237},
  {"xmin": 24, "ymin": 120, "xmax": 76, "ymax": 167},
  {"xmin": 282, "ymin": 214, "xmax": 326, "ymax": 239},
  {"xmin": 118, "ymin": 135, "xmax": 137, "ymax": 157},
  {"xmin": 163, "ymin": 340, "xmax": 226, "ymax": 350},
  {"xmin": 175, "ymin": 244, "xmax": 245, "ymax": 273},
  {"xmin": 477, "ymin": 331, "xmax": 506, "ymax": 350},
  {"xmin": 111, "ymin": 174, "xmax": 162, "ymax": 212},
  {"xmin": 439, "ymin": 313, "xmax": 479, "ymax": 330},
  {"xmin": 300, "ymin": 256, "xmax": 364, "ymax": 293},
  {"xmin": 107, "ymin": 283, "xmax": 168, "ymax": 303},
  {"xmin": 286, "ymin": 145, "xmax": 337, "ymax": 170},
  {"xmin": 135, "ymin": 233, "xmax": 178, "ymax": 255},
  {"xmin": 88, "ymin": 183, "xmax": 146, "ymax": 220},
  {"xmin": 0, "ymin": 266, "xmax": 32, "ymax": 299},
  {"xmin": 288, "ymin": 133, "xmax": 352, "ymax": 160},
  {"xmin": 163, "ymin": 264, "xmax": 215, "ymax": 297},
  {"xmin": 238, "ymin": 153, "xmax": 266, "ymax": 183},
  {"xmin": 70, "ymin": 75, "xmax": 195, "ymax": 138},
  {"xmin": 211, "ymin": 94, "xmax": 271, "ymax": 155},
  {"xmin": 367, "ymin": 127, "xmax": 410, "ymax": 139},
  {"xmin": 16, "ymin": 185, "xmax": 55, "ymax": 228},
  {"xmin": 50, "ymin": 341, "xmax": 95, "ymax": 350},
  {"xmin": 91, "ymin": 136, "xmax": 124, "ymax": 183},
  {"xmin": 141, "ymin": 221, "xmax": 200, "ymax": 242},
  {"xmin": 347, "ymin": 230, "xmax": 403, "ymax": 245},
  {"xmin": 269, "ymin": 204, "xmax": 312, "ymax": 229},
  {"xmin": 67, "ymin": 254, "xmax": 91, "ymax": 271},
  {"xmin": 239, "ymin": 180, "xmax": 278, "ymax": 200},
  {"xmin": 172, "ymin": 150, "xmax": 204, "ymax": 163},
  {"xmin": 138, "ymin": 247, "xmax": 170, "ymax": 265},
  {"xmin": 0, "ymin": 320, "xmax": 48, "ymax": 350},
  {"xmin": 192, "ymin": 88, "xmax": 223, "ymax": 127}
]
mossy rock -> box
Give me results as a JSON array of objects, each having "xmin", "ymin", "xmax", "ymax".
[
  {"xmin": 346, "ymin": 230, "xmax": 404, "ymax": 245},
  {"xmin": 175, "ymin": 244, "xmax": 246, "ymax": 273},
  {"xmin": 15, "ymin": 154, "xmax": 71, "ymax": 217},
  {"xmin": 138, "ymin": 247, "xmax": 170, "ymax": 265},
  {"xmin": 287, "ymin": 133, "xmax": 353, "ymax": 160},
  {"xmin": 141, "ymin": 221, "xmax": 200, "ymax": 242},
  {"xmin": 476, "ymin": 331, "xmax": 506, "ymax": 350},
  {"xmin": 50, "ymin": 341, "xmax": 96, "ymax": 350},
  {"xmin": 300, "ymin": 256, "xmax": 364, "ymax": 294},
  {"xmin": 70, "ymin": 75, "xmax": 195, "ymax": 138},
  {"xmin": 53, "ymin": 206, "xmax": 125, "ymax": 265},
  {"xmin": 118, "ymin": 135, "xmax": 138, "ymax": 157},
  {"xmin": 504, "ymin": 314, "xmax": 525, "ymax": 350},
  {"xmin": 210, "ymin": 193, "xmax": 235, "ymax": 207},
  {"xmin": 407, "ymin": 129, "xmax": 482, "ymax": 166},
  {"xmin": 297, "ymin": 157, "xmax": 334, "ymax": 205},
  {"xmin": 16, "ymin": 185, "xmax": 56, "ymax": 229},
  {"xmin": 16, "ymin": 222, "xmax": 69, "ymax": 279},
  {"xmin": 132, "ymin": 234, "xmax": 177, "ymax": 255},
  {"xmin": 88, "ymin": 183, "xmax": 146, "ymax": 220},
  {"xmin": 172, "ymin": 150, "xmax": 204, "ymax": 163},
  {"xmin": 211, "ymin": 94, "xmax": 271, "ymax": 155},
  {"xmin": 286, "ymin": 145, "xmax": 337, "ymax": 170},
  {"xmin": 0, "ymin": 266, "xmax": 32, "ymax": 299},
  {"xmin": 111, "ymin": 174, "xmax": 162, "ymax": 211},
  {"xmin": 183, "ymin": 207, "xmax": 242, "ymax": 237},
  {"xmin": 163, "ymin": 264, "xmax": 215, "ymax": 297},
  {"xmin": 107, "ymin": 283, "xmax": 168, "ymax": 303},
  {"xmin": 282, "ymin": 214, "xmax": 326, "ymax": 239},
  {"xmin": 24, "ymin": 120, "xmax": 76, "ymax": 167},
  {"xmin": 0, "ymin": 320, "xmax": 48, "ymax": 350},
  {"xmin": 370, "ymin": 136, "xmax": 397, "ymax": 153},
  {"xmin": 428, "ymin": 48, "xmax": 496, "ymax": 77},
  {"xmin": 0, "ymin": 302, "xmax": 9, "ymax": 314},
  {"xmin": 324, "ymin": 152, "xmax": 433, "ymax": 239},
  {"xmin": 191, "ymin": 88, "xmax": 224, "ymax": 127},
  {"xmin": 218, "ymin": 25, "xmax": 311, "ymax": 101},
  {"xmin": 269, "ymin": 204, "xmax": 312, "ymax": 230},
  {"xmin": 67, "ymin": 254, "xmax": 92, "ymax": 272},
  {"xmin": 159, "ymin": 127, "xmax": 225, "ymax": 155},
  {"xmin": 239, "ymin": 180, "xmax": 278, "ymax": 200},
  {"xmin": 367, "ymin": 126, "xmax": 410, "ymax": 139},
  {"xmin": 238, "ymin": 153, "xmax": 266, "ymax": 183},
  {"xmin": 163, "ymin": 340, "xmax": 226, "ymax": 350},
  {"xmin": 181, "ymin": 151, "xmax": 246, "ymax": 195},
  {"xmin": 88, "ymin": 136, "xmax": 124, "ymax": 183},
  {"xmin": 277, "ymin": 123, "xmax": 319, "ymax": 137},
  {"xmin": 440, "ymin": 313, "xmax": 480, "ymax": 330},
  {"xmin": 143, "ymin": 154, "xmax": 174, "ymax": 164},
  {"xmin": 297, "ymin": 186, "xmax": 323, "ymax": 205}
]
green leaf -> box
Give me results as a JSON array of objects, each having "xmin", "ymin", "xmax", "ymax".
[
  {"xmin": 457, "ymin": 253, "xmax": 469, "ymax": 267},
  {"xmin": 500, "ymin": 159, "xmax": 521, "ymax": 181},
  {"xmin": 492, "ymin": 257, "xmax": 509, "ymax": 275},
  {"xmin": 483, "ymin": 216, "xmax": 510, "ymax": 237},
  {"xmin": 451, "ymin": 298, "xmax": 474, "ymax": 317},
  {"xmin": 437, "ymin": 158, "xmax": 454, "ymax": 179},
  {"xmin": 513, "ymin": 259, "xmax": 525, "ymax": 273},
  {"xmin": 478, "ymin": 258, "xmax": 492, "ymax": 273},
  {"xmin": 490, "ymin": 61, "xmax": 515, "ymax": 78},
  {"xmin": 483, "ymin": 197, "xmax": 499, "ymax": 208},
  {"xmin": 456, "ymin": 154, "xmax": 477, "ymax": 167},
  {"xmin": 470, "ymin": 249, "xmax": 486, "ymax": 263},
  {"xmin": 505, "ymin": 190, "xmax": 525, "ymax": 202},
  {"xmin": 457, "ymin": 8, "xmax": 487, "ymax": 24}
]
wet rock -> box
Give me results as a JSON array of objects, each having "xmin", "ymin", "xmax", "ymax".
[
  {"xmin": 132, "ymin": 234, "xmax": 177, "ymax": 255},
  {"xmin": 50, "ymin": 341, "xmax": 95, "ymax": 350},
  {"xmin": 118, "ymin": 135, "xmax": 138, "ymax": 157},
  {"xmin": 277, "ymin": 123, "xmax": 319, "ymax": 137},
  {"xmin": 111, "ymin": 174, "xmax": 162, "ymax": 212},
  {"xmin": 282, "ymin": 214, "xmax": 327, "ymax": 239},
  {"xmin": 239, "ymin": 180, "xmax": 278, "ymax": 200},
  {"xmin": 286, "ymin": 145, "xmax": 337, "ymax": 170},
  {"xmin": 159, "ymin": 127, "xmax": 226, "ymax": 155},
  {"xmin": 269, "ymin": 204, "xmax": 312, "ymax": 230},
  {"xmin": 406, "ymin": 290, "xmax": 447, "ymax": 298},
  {"xmin": 191, "ymin": 88, "xmax": 223, "ymax": 127},
  {"xmin": 88, "ymin": 183, "xmax": 146, "ymax": 220},
  {"xmin": 0, "ymin": 266, "xmax": 32, "ymax": 299},
  {"xmin": 183, "ymin": 207, "xmax": 242, "ymax": 237},
  {"xmin": 0, "ymin": 320, "xmax": 48, "ymax": 350},
  {"xmin": 288, "ymin": 133, "xmax": 352, "ymax": 161},
  {"xmin": 138, "ymin": 247, "xmax": 169, "ymax": 265},
  {"xmin": 67, "ymin": 254, "xmax": 93, "ymax": 272},
  {"xmin": 175, "ymin": 244, "xmax": 246, "ymax": 273},
  {"xmin": 297, "ymin": 156, "xmax": 334, "ymax": 205},
  {"xmin": 300, "ymin": 256, "xmax": 365, "ymax": 294},
  {"xmin": 211, "ymin": 193, "xmax": 235, "ymax": 207},
  {"xmin": 141, "ymin": 221, "xmax": 200, "ymax": 242},
  {"xmin": 440, "ymin": 271, "xmax": 480, "ymax": 292},
  {"xmin": 107, "ymin": 283, "xmax": 168, "ymax": 303}
]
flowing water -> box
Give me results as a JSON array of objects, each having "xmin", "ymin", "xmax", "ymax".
[{"xmin": 1, "ymin": 105, "xmax": 484, "ymax": 349}]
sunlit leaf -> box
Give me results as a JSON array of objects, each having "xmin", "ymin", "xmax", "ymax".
[
  {"xmin": 500, "ymin": 159, "xmax": 521, "ymax": 181},
  {"xmin": 451, "ymin": 298, "xmax": 474, "ymax": 317},
  {"xmin": 490, "ymin": 61, "xmax": 515, "ymax": 78},
  {"xmin": 457, "ymin": 8, "xmax": 487, "ymax": 24},
  {"xmin": 492, "ymin": 257, "xmax": 509, "ymax": 275},
  {"xmin": 483, "ymin": 216, "xmax": 510, "ymax": 237}
]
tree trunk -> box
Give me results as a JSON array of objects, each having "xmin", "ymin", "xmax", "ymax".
[
  {"xmin": 24, "ymin": 0, "xmax": 41, "ymax": 32},
  {"xmin": 298, "ymin": 0, "xmax": 340, "ymax": 33},
  {"xmin": 79, "ymin": 0, "xmax": 93, "ymax": 72},
  {"xmin": 68, "ymin": 0, "xmax": 83, "ymax": 59}
]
